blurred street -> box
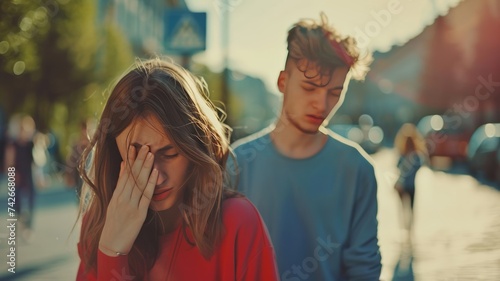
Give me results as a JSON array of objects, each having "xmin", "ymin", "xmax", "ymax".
[
  {"xmin": 375, "ymin": 148, "xmax": 500, "ymax": 281},
  {"xmin": 1, "ymin": 0, "xmax": 499, "ymax": 280},
  {"xmin": 0, "ymin": 185, "xmax": 80, "ymax": 281},
  {"xmin": 0, "ymin": 148, "xmax": 499, "ymax": 280}
]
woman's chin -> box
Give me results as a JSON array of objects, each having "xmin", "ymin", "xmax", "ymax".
[{"xmin": 150, "ymin": 200, "xmax": 175, "ymax": 211}]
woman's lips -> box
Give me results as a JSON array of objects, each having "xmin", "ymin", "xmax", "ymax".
[{"xmin": 152, "ymin": 188, "xmax": 173, "ymax": 201}]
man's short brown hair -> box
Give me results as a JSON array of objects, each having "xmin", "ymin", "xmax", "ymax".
[{"xmin": 286, "ymin": 13, "xmax": 372, "ymax": 82}]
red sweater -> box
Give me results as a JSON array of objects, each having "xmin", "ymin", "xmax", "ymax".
[{"xmin": 76, "ymin": 198, "xmax": 279, "ymax": 280}]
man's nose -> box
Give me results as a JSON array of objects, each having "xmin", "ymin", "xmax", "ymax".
[{"xmin": 312, "ymin": 90, "xmax": 327, "ymax": 113}]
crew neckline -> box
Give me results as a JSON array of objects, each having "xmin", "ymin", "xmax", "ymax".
[{"xmin": 266, "ymin": 132, "xmax": 331, "ymax": 162}]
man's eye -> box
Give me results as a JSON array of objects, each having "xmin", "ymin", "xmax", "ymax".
[{"xmin": 303, "ymin": 87, "xmax": 315, "ymax": 92}]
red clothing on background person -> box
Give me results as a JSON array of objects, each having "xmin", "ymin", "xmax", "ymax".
[{"xmin": 76, "ymin": 197, "xmax": 279, "ymax": 281}]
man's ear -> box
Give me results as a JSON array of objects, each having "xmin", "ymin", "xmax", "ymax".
[{"xmin": 277, "ymin": 70, "xmax": 287, "ymax": 94}]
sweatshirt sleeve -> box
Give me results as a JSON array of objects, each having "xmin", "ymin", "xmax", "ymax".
[
  {"xmin": 76, "ymin": 241, "xmax": 95, "ymax": 281},
  {"xmin": 96, "ymin": 251, "xmax": 131, "ymax": 281},
  {"xmin": 76, "ymin": 215, "xmax": 132, "ymax": 281},
  {"xmin": 342, "ymin": 161, "xmax": 382, "ymax": 281},
  {"xmin": 229, "ymin": 198, "xmax": 280, "ymax": 281},
  {"xmin": 76, "ymin": 244, "xmax": 131, "ymax": 281},
  {"xmin": 239, "ymin": 245, "xmax": 279, "ymax": 281}
]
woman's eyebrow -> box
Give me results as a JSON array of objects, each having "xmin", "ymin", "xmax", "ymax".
[
  {"xmin": 131, "ymin": 142, "xmax": 174, "ymax": 152},
  {"xmin": 157, "ymin": 145, "xmax": 174, "ymax": 153}
]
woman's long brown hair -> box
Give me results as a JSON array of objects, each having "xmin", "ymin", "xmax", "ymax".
[{"xmin": 77, "ymin": 58, "xmax": 239, "ymax": 279}]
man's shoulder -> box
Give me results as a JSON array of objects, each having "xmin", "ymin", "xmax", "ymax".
[
  {"xmin": 323, "ymin": 128, "xmax": 375, "ymax": 169},
  {"xmin": 231, "ymin": 127, "xmax": 273, "ymax": 154}
]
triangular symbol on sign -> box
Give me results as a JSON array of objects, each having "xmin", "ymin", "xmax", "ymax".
[{"xmin": 171, "ymin": 16, "xmax": 203, "ymax": 49}]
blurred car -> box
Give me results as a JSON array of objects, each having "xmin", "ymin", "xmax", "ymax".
[
  {"xmin": 329, "ymin": 116, "xmax": 384, "ymax": 154},
  {"xmin": 467, "ymin": 123, "xmax": 500, "ymax": 183},
  {"xmin": 417, "ymin": 115, "xmax": 472, "ymax": 161}
]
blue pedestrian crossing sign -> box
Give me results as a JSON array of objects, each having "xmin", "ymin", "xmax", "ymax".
[{"xmin": 165, "ymin": 11, "xmax": 207, "ymax": 54}]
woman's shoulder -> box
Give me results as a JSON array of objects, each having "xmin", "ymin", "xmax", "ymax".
[
  {"xmin": 221, "ymin": 196, "xmax": 272, "ymax": 245},
  {"xmin": 222, "ymin": 197, "xmax": 260, "ymax": 222},
  {"xmin": 222, "ymin": 197, "xmax": 266, "ymax": 231}
]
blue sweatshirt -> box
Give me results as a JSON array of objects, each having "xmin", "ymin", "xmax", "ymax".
[{"xmin": 229, "ymin": 128, "xmax": 381, "ymax": 281}]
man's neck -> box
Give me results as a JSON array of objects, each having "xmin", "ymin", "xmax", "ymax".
[{"xmin": 271, "ymin": 117, "xmax": 327, "ymax": 159}]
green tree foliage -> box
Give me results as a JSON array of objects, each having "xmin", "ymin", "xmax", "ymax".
[
  {"xmin": 0, "ymin": 0, "xmax": 50, "ymax": 113},
  {"xmin": 0, "ymin": 0, "xmax": 134, "ymax": 159},
  {"xmin": 0, "ymin": 0, "xmax": 98, "ymax": 131},
  {"xmin": 191, "ymin": 63, "xmax": 243, "ymax": 128}
]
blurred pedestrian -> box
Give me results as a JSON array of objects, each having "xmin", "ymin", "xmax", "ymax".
[
  {"xmin": 76, "ymin": 59, "xmax": 278, "ymax": 280},
  {"xmin": 394, "ymin": 123, "xmax": 428, "ymax": 224},
  {"xmin": 65, "ymin": 120, "xmax": 91, "ymax": 199},
  {"xmin": 4, "ymin": 114, "xmax": 36, "ymax": 241},
  {"xmin": 0, "ymin": 106, "xmax": 7, "ymax": 175},
  {"xmin": 230, "ymin": 13, "xmax": 381, "ymax": 281},
  {"xmin": 46, "ymin": 130, "xmax": 63, "ymax": 173}
]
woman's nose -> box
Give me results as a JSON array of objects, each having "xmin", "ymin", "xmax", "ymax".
[{"xmin": 152, "ymin": 162, "xmax": 166, "ymax": 185}]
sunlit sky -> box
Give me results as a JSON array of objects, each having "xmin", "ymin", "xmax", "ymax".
[{"xmin": 185, "ymin": 0, "xmax": 462, "ymax": 92}]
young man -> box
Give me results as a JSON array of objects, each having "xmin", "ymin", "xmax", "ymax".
[{"xmin": 230, "ymin": 14, "xmax": 381, "ymax": 280}]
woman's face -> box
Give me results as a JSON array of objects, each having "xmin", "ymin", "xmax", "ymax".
[{"xmin": 115, "ymin": 115, "xmax": 190, "ymax": 211}]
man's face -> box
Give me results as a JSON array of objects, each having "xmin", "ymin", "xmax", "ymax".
[{"xmin": 278, "ymin": 60, "xmax": 350, "ymax": 134}]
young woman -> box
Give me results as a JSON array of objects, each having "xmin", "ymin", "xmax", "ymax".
[
  {"xmin": 394, "ymin": 123, "xmax": 428, "ymax": 212},
  {"xmin": 76, "ymin": 59, "xmax": 278, "ymax": 281}
]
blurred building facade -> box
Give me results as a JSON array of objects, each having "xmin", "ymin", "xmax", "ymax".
[
  {"xmin": 94, "ymin": 0, "xmax": 278, "ymax": 140},
  {"xmin": 96, "ymin": 0, "xmax": 189, "ymax": 55},
  {"xmin": 338, "ymin": 0, "xmax": 500, "ymax": 145},
  {"xmin": 228, "ymin": 70, "xmax": 280, "ymax": 140}
]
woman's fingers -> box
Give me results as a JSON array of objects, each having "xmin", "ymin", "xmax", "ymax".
[
  {"xmin": 136, "ymin": 151, "xmax": 155, "ymax": 192},
  {"xmin": 114, "ymin": 161, "xmax": 128, "ymax": 196},
  {"xmin": 120, "ymin": 145, "xmax": 137, "ymax": 193},
  {"xmin": 139, "ymin": 168, "xmax": 158, "ymax": 210},
  {"xmin": 131, "ymin": 145, "xmax": 150, "ymax": 180},
  {"xmin": 130, "ymin": 150, "xmax": 155, "ymax": 206},
  {"xmin": 114, "ymin": 144, "xmax": 157, "ymax": 209},
  {"xmin": 100, "ymin": 145, "xmax": 157, "ymax": 256},
  {"xmin": 121, "ymin": 145, "xmax": 147, "ymax": 199}
]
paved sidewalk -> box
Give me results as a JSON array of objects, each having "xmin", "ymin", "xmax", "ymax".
[
  {"xmin": 0, "ymin": 188, "xmax": 80, "ymax": 280},
  {"xmin": 374, "ymin": 148, "xmax": 500, "ymax": 281}
]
